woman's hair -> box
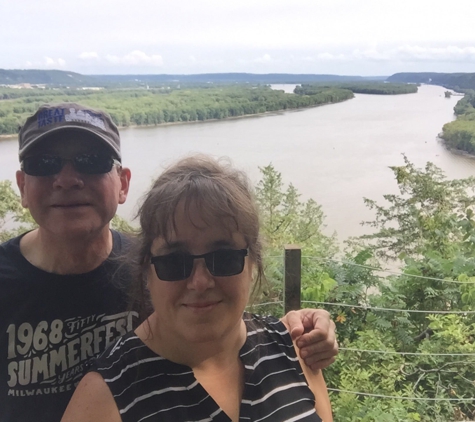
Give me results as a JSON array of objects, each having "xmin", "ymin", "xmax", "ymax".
[{"xmin": 128, "ymin": 154, "xmax": 264, "ymax": 321}]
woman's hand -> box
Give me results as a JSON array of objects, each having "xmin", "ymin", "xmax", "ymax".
[{"xmin": 281, "ymin": 309, "xmax": 338, "ymax": 371}]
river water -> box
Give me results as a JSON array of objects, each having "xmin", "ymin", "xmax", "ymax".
[{"xmin": 1, "ymin": 84, "xmax": 474, "ymax": 243}]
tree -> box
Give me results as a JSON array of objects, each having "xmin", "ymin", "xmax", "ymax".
[
  {"xmin": 359, "ymin": 154, "xmax": 475, "ymax": 261},
  {"xmin": 0, "ymin": 181, "xmax": 36, "ymax": 242},
  {"xmin": 254, "ymin": 164, "xmax": 337, "ymax": 305},
  {"xmin": 326, "ymin": 158, "xmax": 475, "ymax": 421}
]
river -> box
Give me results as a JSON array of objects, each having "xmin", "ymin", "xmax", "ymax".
[{"xmin": 1, "ymin": 84, "xmax": 473, "ymax": 243}]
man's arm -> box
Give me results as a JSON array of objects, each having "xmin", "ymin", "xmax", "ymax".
[{"xmin": 281, "ymin": 309, "xmax": 338, "ymax": 371}]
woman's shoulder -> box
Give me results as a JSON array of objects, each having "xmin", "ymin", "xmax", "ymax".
[
  {"xmin": 242, "ymin": 312, "xmax": 295, "ymax": 353},
  {"xmin": 91, "ymin": 331, "xmax": 155, "ymax": 377},
  {"xmin": 243, "ymin": 312, "xmax": 289, "ymax": 335}
]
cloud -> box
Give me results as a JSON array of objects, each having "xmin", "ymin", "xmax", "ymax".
[
  {"xmin": 396, "ymin": 45, "xmax": 475, "ymax": 62},
  {"xmin": 315, "ymin": 53, "xmax": 346, "ymax": 61},
  {"xmin": 78, "ymin": 51, "xmax": 99, "ymax": 60},
  {"xmin": 301, "ymin": 45, "xmax": 475, "ymax": 64},
  {"xmin": 44, "ymin": 57, "xmax": 66, "ymax": 67},
  {"xmin": 24, "ymin": 57, "xmax": 67, "ymax": 69},
  {"xmin": 105, "ymin": 50, "xmax": 163, "ymax": 66},
  {"xmin": 254, "ymin": 53, "xmax": 272, "ymax": 63},
  {"xmin": 352, "ymin": 48, "xmax": 391, "ymax": 61}
]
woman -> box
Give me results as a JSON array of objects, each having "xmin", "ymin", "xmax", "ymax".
[{"xmin": 62, "ymin": 155, "xmax": 333, "ymax": 422}]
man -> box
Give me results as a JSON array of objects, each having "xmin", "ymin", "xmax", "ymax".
[{"xmin": 0, "ymin": 103, "xmax": 337, "ymax": 421}]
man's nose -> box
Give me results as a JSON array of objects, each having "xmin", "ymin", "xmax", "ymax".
[{"xmin": 52, "ymin": 162, "xmax": 84, "ymax": 189}]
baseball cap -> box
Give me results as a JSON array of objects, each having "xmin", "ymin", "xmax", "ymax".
[{"xmin": 18, "ymin": 102, "xmax": 121, "ymax": 161}]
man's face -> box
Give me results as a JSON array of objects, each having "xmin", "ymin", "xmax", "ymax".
[{"xmin": 16, "ymin": 130, "xmax": 131, "ymax": 240}]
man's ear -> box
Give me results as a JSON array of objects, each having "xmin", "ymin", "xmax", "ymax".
[
  {"xmin": 16, "ymin": 170, "xmax": 29, "ymax": 208},
  {"xmin": 118, "ymin": 167, "xmax": 131, "ymax": 205}
]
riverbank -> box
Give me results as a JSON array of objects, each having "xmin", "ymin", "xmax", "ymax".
[
  {"xmin": 440, "ymin": 92, "xmax": 475, "ymax": 155},
  {"xmin": 0, "ymin": 94, "xmax": 355, "ymax": 139},
  {"xmin": 118, "ymin": 97, "xmax": 355, "ymax": 130},
  {"xmin": 0, "ymin": 85, "xmax": 356, "ymax": 136}
]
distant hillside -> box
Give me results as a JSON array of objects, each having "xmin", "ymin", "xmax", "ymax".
[
  {"xmin": 387, "ymin": 72, "xmax": 475, "ymax": 91},
  {"xmin": 92, "ymin": 73, "xmax": 387, "ymax": 85},
  {"xmin": 0, "ymin": 69, "xmax": 100, "ymax": 86},
  {"xmin": 0, "ymin": 69, "xmax": 386, "ymax": 87}
]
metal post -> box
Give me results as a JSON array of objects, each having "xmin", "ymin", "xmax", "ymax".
[{"xmin": 284, "ymin": 245, "xmax": 301, "ymax": 313}]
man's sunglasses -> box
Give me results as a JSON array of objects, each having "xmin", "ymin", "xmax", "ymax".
[
  {"xmin": 150, "ymin": 248, "xmax": 248, "ymax": 282},
  {"xmin": 21, "ymin": 153, "xmax": 120, "ymax": 176}
]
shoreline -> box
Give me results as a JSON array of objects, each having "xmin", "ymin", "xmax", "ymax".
[
  {"xmin": 436, "ymin": 134, "xmax": 475, "ymax": 160},
  {"xmin": 0, "ymin": 99, "xmax": 351, "ymax": 139}
]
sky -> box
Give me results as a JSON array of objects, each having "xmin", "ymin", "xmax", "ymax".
[{"xmin": 2, "ymin": 0, "xmax": 475, "ymax": 76}]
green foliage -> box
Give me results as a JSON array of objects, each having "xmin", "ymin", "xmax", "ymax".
[
  {"xmin": 337, "ymin": 158, "xmax": 475, "ymax": 421},
  {"xmin": 254, "ymin": 158, "xmax": 475, "ymax": 420},
  {"xmin": 359, "ymin": 154, "xmax": 475, "ymax": 261},
  {"xmin": 0, "ymin": 181, "xmax": 36, "ymax": 242},
  {"xmin": 254, "ymin": 164, "xmax": 337, "ymax": 303},
  {"xmin": 110, "ymin": 214, "xmax": 136, "ymax": 234},
  {"xmin": 441, "ymin": 119, "xmax": 475, "ymax": 154},
  {"xmin": 0, "ymin": 69, "xmax": 99, "ymax": 87},
  {"xmin": 441, "ymin": 91, "xmax": 475, "ymax": 154},
  {"xmin": 388, "ymin": 72, "xmax": 475, "ymax": 91},
  {"xmin": 295, "ymin": 82, "xmax": 418, "ymax": 96},
  {"xmin": 0, "ymin": 85, "xmax": 354, "ymax": 135}
]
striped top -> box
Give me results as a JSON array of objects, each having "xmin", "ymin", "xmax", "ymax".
[{"xmin": 92, "ymin": 313, "xmax": 322, "ymax": 422}]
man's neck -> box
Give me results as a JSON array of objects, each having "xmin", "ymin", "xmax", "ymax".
[{"xmin": 19, "ymin": 227, "xmax": 114, "ymax": 275}]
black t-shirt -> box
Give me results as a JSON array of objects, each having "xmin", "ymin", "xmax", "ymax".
[{"xmin": 0, "ymin": 230, "xmax": 137, "ymax": 422}]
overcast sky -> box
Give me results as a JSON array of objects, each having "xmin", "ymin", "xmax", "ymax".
[{"xmin": 2, "ymin": 0, "xmax": 475, "ymax": 76}]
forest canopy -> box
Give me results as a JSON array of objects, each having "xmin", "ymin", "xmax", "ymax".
[
  {"xmin": 295, "ymin": 82, "xmax": 418, "ymax": 95},
  {"xmin": 0, "ymin": 81, "xmax": 418, "ymax": 136},
  {"xmin": 0, "ymin": 85, "xmax": 355, "ymax": 135},
  {"xmin": 440, "ymin": 90, "xmax": 475, "ymax": 154}
]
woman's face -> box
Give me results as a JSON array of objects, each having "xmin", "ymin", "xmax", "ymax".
[{"xmin": 147, "ymin": 201, "xmax": 254, "ymax": 345}]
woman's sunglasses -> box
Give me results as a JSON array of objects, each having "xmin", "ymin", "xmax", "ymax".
[
  {"xmin": 150, "ymin": 248, "xmax": 248, "ymax": 282},
  {"xmin": 21, "ymin": 153, "xmax": 120, "ymax": 176}
]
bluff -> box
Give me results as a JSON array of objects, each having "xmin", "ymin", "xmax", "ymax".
[{"xmin": 387, "ymin": 72, "xmax": 475, "ymax": 91}]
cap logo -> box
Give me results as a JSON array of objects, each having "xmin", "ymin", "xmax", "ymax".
[
  {"xmin": 20, "ymin": 103, "xmax": 121, "ymax": 161},
  {"xmin": 37, "ymin": 108, "xmax": 65, "ymax": 127},
  {"xmin": 37, "ymin": 107, "xmax": 106, "ymax": 131},
  {"xmin": 65, "ymin": 108, "xmax": 106, "ymax": 130}
]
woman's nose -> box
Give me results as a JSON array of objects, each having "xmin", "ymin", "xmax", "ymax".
[{"xmin": 187, "ymin": 259, "xmax": 215, "ymax": 291}]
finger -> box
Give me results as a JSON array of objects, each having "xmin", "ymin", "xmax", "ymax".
[
  {"xmin": 299, "ymin": 337, "xmax": 338, "ymax": 359},
  {"xmin": 298, "ymin": 324, "xmax": 337, "ymax": 360},
  {"xmin": 308, "ymin": 356, "xmax": 337, "ymax": 371},
  {"xmin": 299, "ymin": 339, "xmax": 339, "ymax": 360},
  {"xmin": 296, "ymin": 317, "xmax": 335, "ymax": 348},
  {"xmin": 282, "ymin": 310, "xmax": 305, "ymax": 340},
  {"xmin": 300, "ymin": 339, "xmax": 339, "ymax": 368}
]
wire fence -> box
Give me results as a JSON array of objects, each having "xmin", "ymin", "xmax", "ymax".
[
  {"xmin": 255, "ymin": 251, "xmax": 475, "ymax": 407},
  {"xmin": 266, "ymin": 254, "xmax": 475, "ymax": 284}
]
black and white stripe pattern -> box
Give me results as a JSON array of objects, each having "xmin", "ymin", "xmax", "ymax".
[{"xmin": 92, "ymin": 313, "xmax": 321, "ymax": 422}]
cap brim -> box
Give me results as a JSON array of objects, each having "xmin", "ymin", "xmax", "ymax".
[{"xmin": 19, "ymin": 125, "xmax": 121, "ymax": 161}]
